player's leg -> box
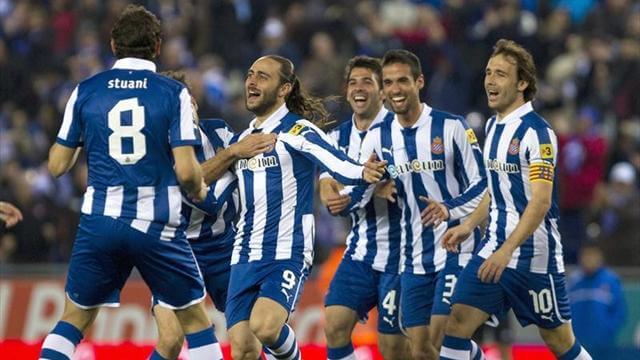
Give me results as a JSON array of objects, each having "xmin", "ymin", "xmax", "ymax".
[
  {"xmin": 376, "ymin": 273, "xmax": 410, "ymax": 360},
  {"xmin": 133, "ymin": 231, "xmax": 218, "ymax": 360},
  {"xmin": 430, "ymin": 264, "xmax": 459, "ymax": 351},
  {"xmin": 152, "ymin": 304, "xmax": 185, "ymax": 359},
  {"xmin": 539, "ymin": 324, "xmax": 592, "ymax": 359},
  {"xmin": 226, "ymin": 262, "xmax": 263, "ymax": 360},
  {"xmin": 251, "ymin": 261, "xmax": 309, "ymax": 360},
  {"xmin": 399, "ymin": 272, "xmax": 439, "ymax": 359},
  {"xmin": 440, "ymin": 256, "xmax": 504, "ymax": 360},
  {"xmin": 40, "ymin": 215, "xmax": 132, "ymax": 360},
  {"xmin": 324, "ymin": 258, "xmax": 378, "ymax": 360}
]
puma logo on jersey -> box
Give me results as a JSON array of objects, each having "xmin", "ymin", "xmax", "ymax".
[
  {"xmin": 382, "ymin": 316, "xmax": 396, "ymax": 327},
  {"xmin": 541, "ymin": 313, "xmax": 554, "ymax": 322},
  {"xmin": 381, "ymin": 146, "xmax": 393, "ymax": 155},
  {"xmin": 281, "ymin": 288, "xmax": 293, "ymax": 303}
]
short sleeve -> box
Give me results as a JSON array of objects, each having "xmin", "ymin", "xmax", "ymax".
[
  {"xmin": 56, "ymin": 86, "xmax": 83, "ymax": 148},
  {"xmin": 169, "ymin": 87, "xmax": 201, "ymax": 147}
]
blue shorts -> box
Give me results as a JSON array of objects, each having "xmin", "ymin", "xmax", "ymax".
[
  {"xmin": 324, "ymin": 257, "xmax": 402, "ymax": 334},
  {"xmin": 452, "ymin": 255, "xmax": 572, "ymax": 329},
  {"xmin": 66, "ymin": 215, "xmax": 205, "ymax": 309},
  {"xmin": 432, "ymin": 255, "xmax": 466, "ymax": 316},
  {"xmin": 189, "ymin": 232, "xmax": 234, "ymax": 312},
  {"xmin": 151, "ymin": 231, "xmax": 234, "ymax": 312},
  {"xmin": 225, "ymin": 260, "xmax": 309, "ymax": 329},
  {"xmin": 400, "ymin": 272, "xmax": 437, "ymax": 329}
]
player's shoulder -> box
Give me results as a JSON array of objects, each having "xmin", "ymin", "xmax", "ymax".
[
  {"xmin": 522, "ymin": 111, "xmax": 552, "ymax": 131},
  {"xmin": 431, "ymin": 107, "xmax": 466, "ymax": 125},
  {"xmin": 199, "ymin": 118, "xmax": 233, "ymax": 132},
  {"xmin": 288, "ymin": 119, "xmax": 321, "ymax": 136}
]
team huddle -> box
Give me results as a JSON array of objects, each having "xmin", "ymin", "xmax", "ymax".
[{"xmin": 38, "ymin": 5, "xmax": 593, "ymax": 360}]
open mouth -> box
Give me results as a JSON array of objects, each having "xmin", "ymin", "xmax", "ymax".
[
  {"xmin": 352, "ymin": 94, "xmax": 368, "ymax": 104},
  {"xmin": 487, "ymin": 90, "xmax": 499, "ymax": 101},
  {"xmin": 247, "ymin": 89, "xmax": 261, "ymax": 99},
  {"xmin": 391, "ymin": 96, "xmax": 407, "ymax": 106}
]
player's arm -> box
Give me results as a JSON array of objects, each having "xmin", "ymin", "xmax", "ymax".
[
  {"xmin": 201, "ymin": 133, "xmax": 276, "ymax": 184},
  {"xmin": 442, "ymin": 192, "xmax": 490, "ymax": 252},
  {"xmin": 184, "ymin": 171, "xmax": 237, "ymax": 215},
  {"xmin": 173, "ymin": 146, "xmax": 206, "ymax": 201},
  {"xmin": 48, "ymin": 145, "xmax": 81, "ymax": 177},
  {"xmin": 478, "ymin": 129, "xmax": 557, "ymax": 283},
  {"xmin": 422, "ymin": 120, "xmax": 487, "ymax": 226},
  {"xmin": 279, "ymin": 122, "xmax": 386, "ymax": 185},
  {"xmin": 49, "ymin": 87, "xmax": 83, "ymax": 177}
]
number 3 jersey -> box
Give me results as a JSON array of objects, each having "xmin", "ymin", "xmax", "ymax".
[
  {"xmin": 478, "ymin": 101, "xmax": 565, "ymax": 274},
  {"xmin": 56, "ymin": 58, "xmax": 200, "ymax": 240}
]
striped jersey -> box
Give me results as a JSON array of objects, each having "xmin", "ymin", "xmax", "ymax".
[
  {"xmin": 325, "ymin": 107, "xmax": 403, "ymax": 274},
  {"xmin": 359, "ymin": 104, "xmax": 487, "ymax": 275},
  {"xmin": 478, "ymin": 102, "xmax": 564, "ymax": 274},
  {"xmin": 183, "ymin": 119, "xmax": 238, "ymax": 245},
  {"xmin": 56, "ymin": 57, "xmax": 200, "ymax": 240},
  {"xmin": 230, "ymin": 104, "xmax": 368, "ymax": 267}
]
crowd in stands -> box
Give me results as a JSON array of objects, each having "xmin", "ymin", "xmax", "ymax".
[{"xmin": 1, "ymin": 0, "xmax": 638, "ymax": 267}]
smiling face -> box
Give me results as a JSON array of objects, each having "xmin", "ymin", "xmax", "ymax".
[
  {"xmin": 382, "ymin": 62, "xmax": 424, "ymax": 117},
  {"xmin": 484, "ymin": 54, "xmax": 528, "ymax": 117},
  {"xmin": 346, "ymin": 66, "xmax": 384, "ymax": 120},
  {"xmin": 244, "ymin": 57, "xmax": 289, "ymax": 117}
]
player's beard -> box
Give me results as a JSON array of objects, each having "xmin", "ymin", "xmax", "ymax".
[{"xmin": 246, "ymin": 86, "xmax": 279, "ymax": 117}]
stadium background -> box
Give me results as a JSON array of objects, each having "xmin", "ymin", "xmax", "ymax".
[{"xmin": 0, "ymin": 0, "xmax": 638, "ymax": 358}]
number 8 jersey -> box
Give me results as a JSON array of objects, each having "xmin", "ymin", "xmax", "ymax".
[{"xmin": 56, "ymin": 58, "xmax": 201, "ymax": 240}]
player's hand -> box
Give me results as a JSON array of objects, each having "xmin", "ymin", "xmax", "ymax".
[
  {"xmin": 441, "ymin": 224, "xmax": 471, "ymax": 253},
  {"xmin": 362, "ymin": 154, "xmax": 387, "ymax": 183},
  {"xmin": 0, "ymin": 201, "xmax": 23, "ymax": 228},
  {"xmin": 319, "ymin": 179, "xmax": 351, "ymax": 215},
  {"xmin": 231, "ymin": 133, "xmax": 277, "ymax": 158},
  {"xmin": 189, "ymin": 180, "xmax": 208, "ymax": 203},
  {"xmin": 478, "ymin": 248, "xmax": 511, "ymax": 283},
  {"xmin": 420, "ymin": 196, "xmax": 449, "ymax": 226},
  {"xmin": 374, "ymin": 180, "xmax": 397, "ymax": 203}
]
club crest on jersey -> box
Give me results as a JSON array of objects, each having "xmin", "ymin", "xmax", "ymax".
[
  {"xmin": 508, "ymin": 138, "xmax": 520, "ymax": 155},
  {"xmin": 431, "ymin": 137, "xmax": 444, "ymax": 154},
  {"xmin": 236, "ymin": 155, "xmax": 278, "ymax": 171}
]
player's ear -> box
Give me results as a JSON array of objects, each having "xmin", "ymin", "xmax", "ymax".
[
  {"xmin": 517, "ymin": 79, "xmax": 529, "ymax": 93},
  {"xmin": 416, "ymin": 74, "xmax": 425, "ymax": 90},
  {"xmin": 110, "ymin": 38, "xmax": 116, "ymax": 56},
  {"xmin": 154, "ymin": 39, "xmax": 162, "ymax": 59},
  {"xmin": 279, "ymin": 81, "xmax": 293, "ymax": 98}
]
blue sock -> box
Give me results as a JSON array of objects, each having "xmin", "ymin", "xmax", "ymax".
[
  {"xmin": 264, "ymin": 324, "xmax": 300, "ymax": 360},
  {"xmin": 39, "ymin": 321, "xmax": 84, "ymax": 360},
  {"xmin": 327, "ymin": 342, "xmax": 356, "ymax": 360},
  {"xmin": 559, "ymin": 340, "xmax": 592, "ymax": 360},
  {"xmin": 185, "ymin": 327, "xmax": 222, "ymax": 360},
  {"xmin": 470, "ymin": 340, "xmax": 485, "ymax": 360},
  {"xmin": 149, "ymin": 349, "xmax": 169, "ymax": 360},
  {"xmin": 440, "ymin": 335, "xmax": 471, "ymax": 360}
]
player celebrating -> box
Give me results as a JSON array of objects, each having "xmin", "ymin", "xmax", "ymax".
[
  {"xmin": 150, "ymin": 71, "xmax": 275, "ymax": 360},
  {"xmin": 320, "ymin": 56, "xmax": 409, "ymax": 360},
  {"xmin": 40, "ymin": 5, "xmax": 218, "ymax": 360},
  {"xmin": 201, "ymin": 55, "xmax": 386, "ymax": 360},
  {"xmin": 439, "ymin": 39, "xmax": 592, "ymax": 360},
  {"xmin": 354, "ymin": 49, "xmax": 487, "ymax": 359}
]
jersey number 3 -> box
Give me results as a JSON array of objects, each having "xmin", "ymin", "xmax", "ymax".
[{"xmin": 108, "ymin": 98, "xmax": 146, "ymax": 165}]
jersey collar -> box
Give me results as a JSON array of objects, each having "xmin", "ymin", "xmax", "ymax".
[
  {"xmin": 496, "ymin": 101, "xmax": 533, "ymax": 125},
  {"xmin": 248, "ymin": 103, "xmax": 290, "ymax": 133},
  {"xmin": 112, "ymin": 57, "xmax": 157, "ymax": 72},
  {"xmin": 394, "ymin": 103, "xmax": 432, "ymax": 129}
]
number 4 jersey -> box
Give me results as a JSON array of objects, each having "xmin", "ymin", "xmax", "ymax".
[{"xmin": 56, "ymin": 57, "xmax": 200, "ymax": 240}]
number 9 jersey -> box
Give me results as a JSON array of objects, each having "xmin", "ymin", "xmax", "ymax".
[{"xmin": 56, "ymin": 58, "xmax": 201, "ymax": 239}]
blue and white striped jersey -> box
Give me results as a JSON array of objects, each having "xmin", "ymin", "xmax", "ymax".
[
  {"xmin": 56, "ymin": 58, "xmax": 200, "ymax": 240},
  {"xmin": 359, "ymin": 104, "xmax": 487, "ymax": 275},
  {"xmin": 478, "ymin": 102, "xmax": 564, "ymax": 274},
  {"xmin": 230, "ymin": 104, "xmax": 368, "ymax": 267},
  {"xmin": 324, "ymin": 107, "xmax": 403, "ymax": 274},
  {"xmin": 183, "ymin": 119, "xmax": 238, "ymax": 244}
]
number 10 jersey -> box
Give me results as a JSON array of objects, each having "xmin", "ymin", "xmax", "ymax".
[{"xmin": 56, "ymin": 57, "xmax": 201, "ymax": 240}]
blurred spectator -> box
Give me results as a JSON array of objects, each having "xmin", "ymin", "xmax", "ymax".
[
  {"xmin": 557, "ymin": 106, "xmax": 608, "ymax": 263},
  {"xmin": 590, "ymin": 162, "xmax": 640, "ymax": 266},
  {"xmin": 568, "ymin": 243, "xmax": 627, "ymax": 358}
]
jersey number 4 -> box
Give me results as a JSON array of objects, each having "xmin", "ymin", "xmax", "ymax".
[{"xmin": 108, "ymin": 98, "xmax": 146, "ymax": 165}]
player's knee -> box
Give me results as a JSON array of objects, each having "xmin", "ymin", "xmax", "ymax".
[
  {"xmin": 378, "ymin": 338, "xmax": 408, "ymax": 360},
  {"xmin": 229, "ymin": 333, "xmax": 261, "ymax": 360},
  {"xmin": 540, "ymin": 325, "xmax": 575, "ymax": 355},
  {"xmin": 324, "ymin": 314, "xmax": 352, "ymax": 346},
  {"xmin": 444, "ymin": 308, "xmax": 468, "ymax": 337},
  {"xmin": 409, "ymin": 342, "xmax": 437, "ymax": 360},
  {"xmin": 249, "ymin": 316, "xmax": 281, "ymax": 345}
]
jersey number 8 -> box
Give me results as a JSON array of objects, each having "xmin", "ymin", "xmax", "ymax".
[{"xmin": 108, "ymin": 98, "xmax": 146, "ymax": 165}]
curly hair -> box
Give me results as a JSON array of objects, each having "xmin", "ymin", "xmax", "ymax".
[
  {"xmin": 491, "ymin": 39, "xmax": 538, "ymax": 101},
  {"xmin": 110, "ymin": 5, "xmax": 162, "ymax": 60}
]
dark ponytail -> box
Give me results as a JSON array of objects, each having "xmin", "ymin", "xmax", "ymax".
[{"xmin": 264, "ymin": 55, "xmax": 334, "ymax": 130}]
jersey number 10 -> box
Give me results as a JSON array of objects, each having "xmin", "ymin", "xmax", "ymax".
[{"xmin": 108, "ymin": 98, "xmax": 146, "ymax": 165}]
